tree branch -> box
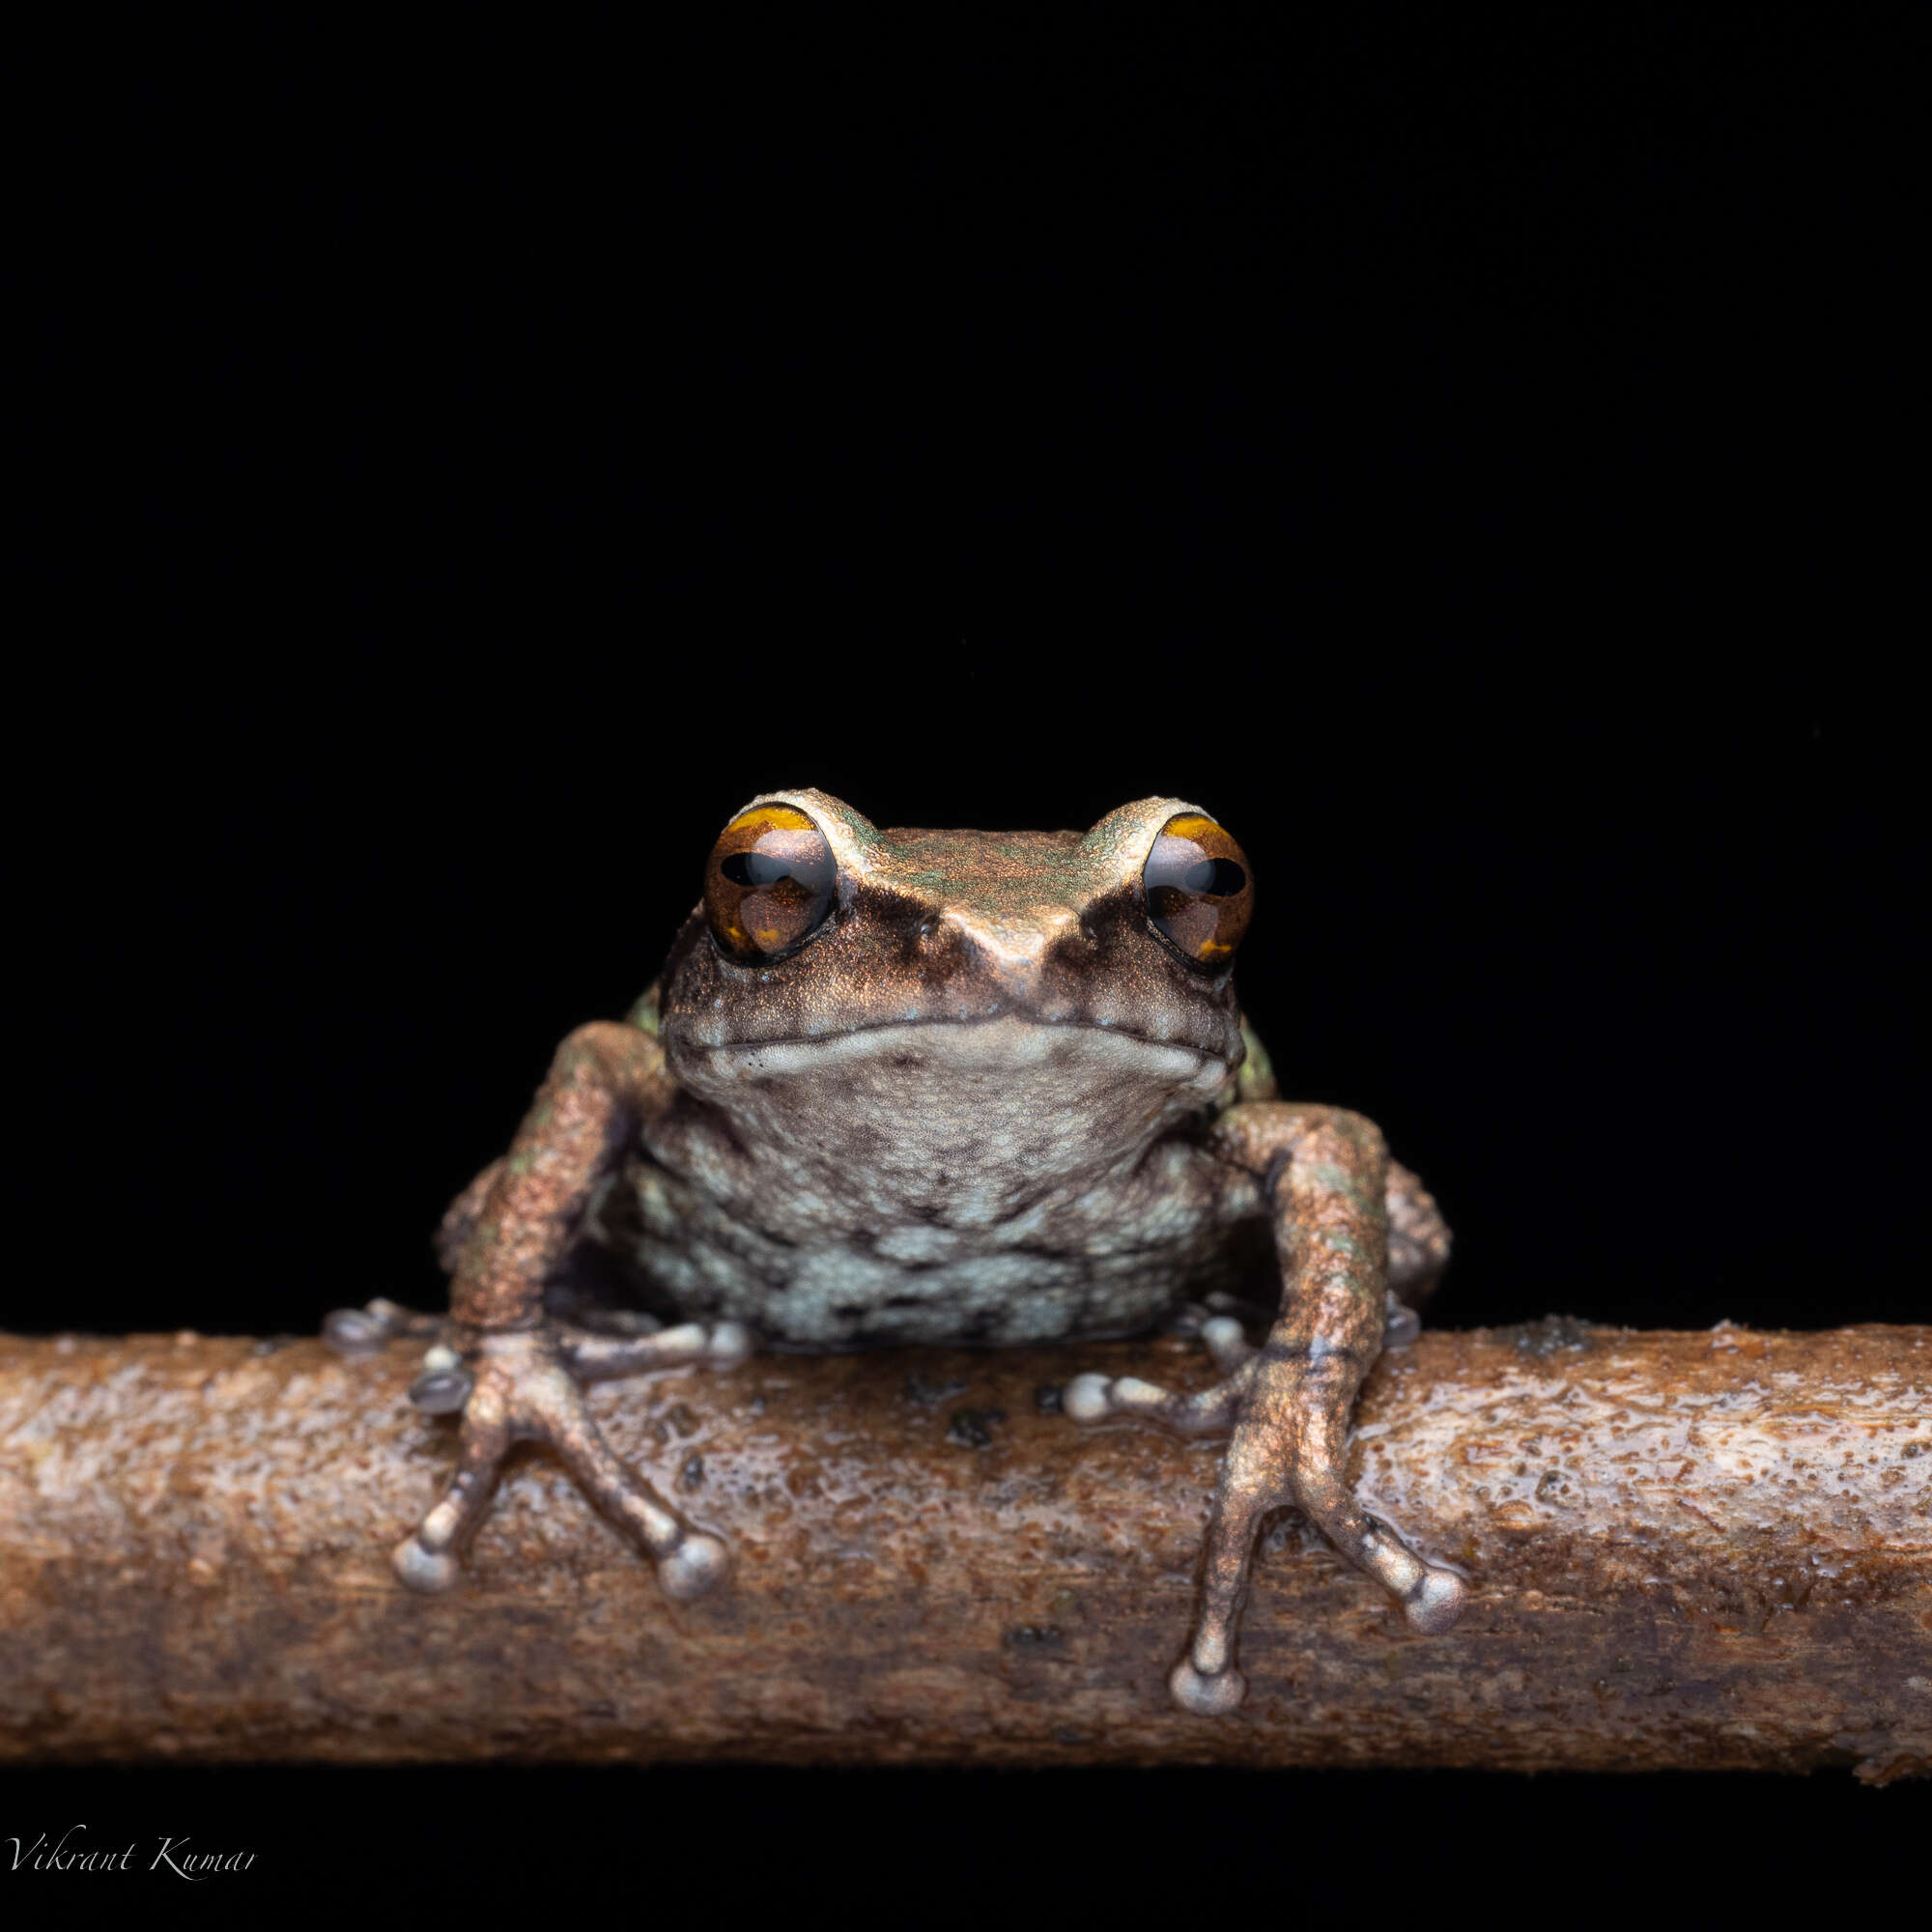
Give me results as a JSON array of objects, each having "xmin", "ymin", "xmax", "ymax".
[{"xmin": 1, "ymin": 1322, "xmax": 1926, "ymax": 1778}]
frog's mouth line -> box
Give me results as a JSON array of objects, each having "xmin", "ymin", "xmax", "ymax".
[{"xmin": 681, "ymin": 1012, "xmax": 1237, "ymax": 1085}]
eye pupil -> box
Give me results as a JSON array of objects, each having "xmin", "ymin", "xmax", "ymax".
[
  {"xmin": 705, "ymin": 805, "xmax": 838, "ymax": 962},
  {"xmin": 1142, "ymin": 813, "xmax": 1253, "ymax": 967},
  {"xmin": 1179, "ymin": 857, "xmax": 1245, "ymax": 896},
  {"xmin": 723, "ymin": 850, "xmax": 797, "ymax": 888}
]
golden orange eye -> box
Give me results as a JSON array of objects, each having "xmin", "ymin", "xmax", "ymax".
[
  {"xmin": 1142, "ymin": 812, "xmax": 1253, "ymax": 967},
  {"xmin": 703, "ymin": 804, "xmax": 838, "ymax": 962}
]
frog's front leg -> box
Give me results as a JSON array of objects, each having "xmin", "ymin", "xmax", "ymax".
[
  {"xmin": 372, "ymin": 1021, "xmax": 750, "ymax": 1602},
  {"xmin": 1067, "ymin": 1105, "xmax": 1465, "ymax": 1716}
]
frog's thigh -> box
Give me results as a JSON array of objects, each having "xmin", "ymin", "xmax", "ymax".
[
  {"xmin": 1385, "ymin": 1156, "xmax": 1451, "ymax": 1312},
  {"xmin": 436, "ymin": 1157, "xmax": 505, "ymax": 1271}
]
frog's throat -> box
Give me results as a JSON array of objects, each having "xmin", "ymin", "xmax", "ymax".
[{"xmin": 678, "ymin": 1012, "xmax": 1235, "ymax": 1094}]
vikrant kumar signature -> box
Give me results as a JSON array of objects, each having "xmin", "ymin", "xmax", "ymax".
[{"xmin": 6, "ymin": 1825, "xmax": 255, "ymax": 1878}]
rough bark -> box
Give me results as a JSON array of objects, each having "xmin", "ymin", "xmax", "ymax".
[{"xmin": 1, "ymin": 1321, "xmax": 1926, "ymax": 1778}]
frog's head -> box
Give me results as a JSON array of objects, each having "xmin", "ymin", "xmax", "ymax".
[{"xmin": 657, "ymin": 790, "xmax": 1255, "ymax": 1204}]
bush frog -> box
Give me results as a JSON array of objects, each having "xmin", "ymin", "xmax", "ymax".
[{"xmin": 327, "ymin": 790, "xmax": 1464, "ymax": 1713}]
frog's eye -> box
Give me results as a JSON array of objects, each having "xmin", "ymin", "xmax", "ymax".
[
  {"xmin": 1141, "ymin": 812, "xmax": 1253, "ymax": 968},
  {"xmin": 703, "ymin": 804, "xmax": 838, "ymax": 962}
]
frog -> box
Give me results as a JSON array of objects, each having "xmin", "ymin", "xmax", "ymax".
[{"xmin": 326, "ymin": 790, "xmax": 1465, "ymax": 1713}]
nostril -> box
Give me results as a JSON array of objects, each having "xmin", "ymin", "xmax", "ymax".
[{"xmin": 907, "ymin": 915, "xmax": 957, "ymax": 971}]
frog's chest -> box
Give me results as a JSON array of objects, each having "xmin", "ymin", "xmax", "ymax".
[{"xmin": 593, "ymin": 1126, "xmax": 1265, "ymax": 1350}]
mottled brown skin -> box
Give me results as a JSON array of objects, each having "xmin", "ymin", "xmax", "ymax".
[{"xmin": 327, "ymin": 790, "xmax": 1462, "ymax": 1713}]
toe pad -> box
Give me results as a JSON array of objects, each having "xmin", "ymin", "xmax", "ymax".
[
  {"xmin": 1403, "ymin": 1567, "xmax": 1466, "ymax": 1634},
  {"xmin": 324, "ymin": 1308, "xmax": 386, "ymax": 1356},
  {"xmin": 392, "ymin": 1535, "xmax": 460, "ymax": 1594},
  {"xmin": 657, "ymin": 1533, "xmax": 728, "ymax": 1601},
  {"xmin": 408, "ymin": 1368, "xmax": 473, "ymax": 1414},
  {"xmin": 1169, "ymin": 1659, "xmax": 1247, "ymax": 1716},
  {"xmin": 707, "ymin": 1321, "xmax": 753, "ymax": 1370},
  {"xmin": 1062, "ymin": 1373, "xmax": 1114, "ymax": 1422}
]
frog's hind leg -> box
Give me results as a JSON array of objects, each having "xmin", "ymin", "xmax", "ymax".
[
  {"xmin": 322, "ymin": 1160, "xmax": 512, "ymax": 1355},
  {"xmin": 391, "ymin": 1328, "xmax": 731, "ymax": 1601},
  {"xmin": 1064, "ymin": 1312, "xmax": 1258, "ymax": 1434},
  {"xmin": 323, "ymin": 1296, "xmax": 446, "ymax": 1355},
  {"xmin": 561, "ymin": 1322, "xmax": 752, "ymax": 1380},
  {"xmin": 1385, "ymin": 1157, "xmax": 1451, "ymax": 1321},
  {"xmin": 435, "ymin": 1157, "xmax": 507, "ymax": 1270}
]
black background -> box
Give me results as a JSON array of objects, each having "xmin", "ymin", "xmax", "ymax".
[{"xmin": 12, "ymin": 7, "xmax": 1923, "ymax": 1918}]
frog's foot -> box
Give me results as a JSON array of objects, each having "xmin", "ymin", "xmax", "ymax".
[
  {"xmin": 545, "ymin": 1283, "xmax": 670, "ymax": 1339},
  {"xmin": 323, "ymin": 1297, "xmax": 446, "ymax": 1356},
  {"xmin": 1156, "ymin": 1295, "xmax": 1420, "ymax": 1361},
  {"xmin": 327, "ymin": 1290, "xmax": 680, "ymax": 1361},
  {"xmin": 390, "ymin": 1321, "xmax": 751, "ymax": 1600},
  {"xmin": 1065, "ymin": 1338, "xmax": 1463, "ymax": 1716},
  {"xmin": 1063, "ymin": 1314, "xmax": 1259, "ymax": 1433},
  {"xmin": 555, "ymin": 1319, "xmax": 753, "ymax": 1381},
  {"xmin": 1176, "ymin": 1355, "xmax": 1464, "ymax": 1713}
]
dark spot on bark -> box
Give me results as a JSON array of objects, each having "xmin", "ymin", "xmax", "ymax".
[
  {"xmin": 1034, "ymin": 1383, "xmax": 1065, "ymax": 1414},
  {"xmin": 679, "ymin": 1454, "xmax": 704, "ymax": 1490},
  {"xmin": 1260, "ymin": 1509, "xmax": 1309, "ymax": 1555},
  {"xmin": 904, "ymin": 1373, "xmax": 969, "ymax": 1406},
  {"xmin": 1509, "ymin": 1315, "xmax": 1597, "ymax": 1356},
  {"xmin": 1006, "ymin": 1625, "xmax": 1064, "ymax": 1648},
  {"xmin": 948, "ymin": 1406, "xmax": 1007, "ymax": 1448}
]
